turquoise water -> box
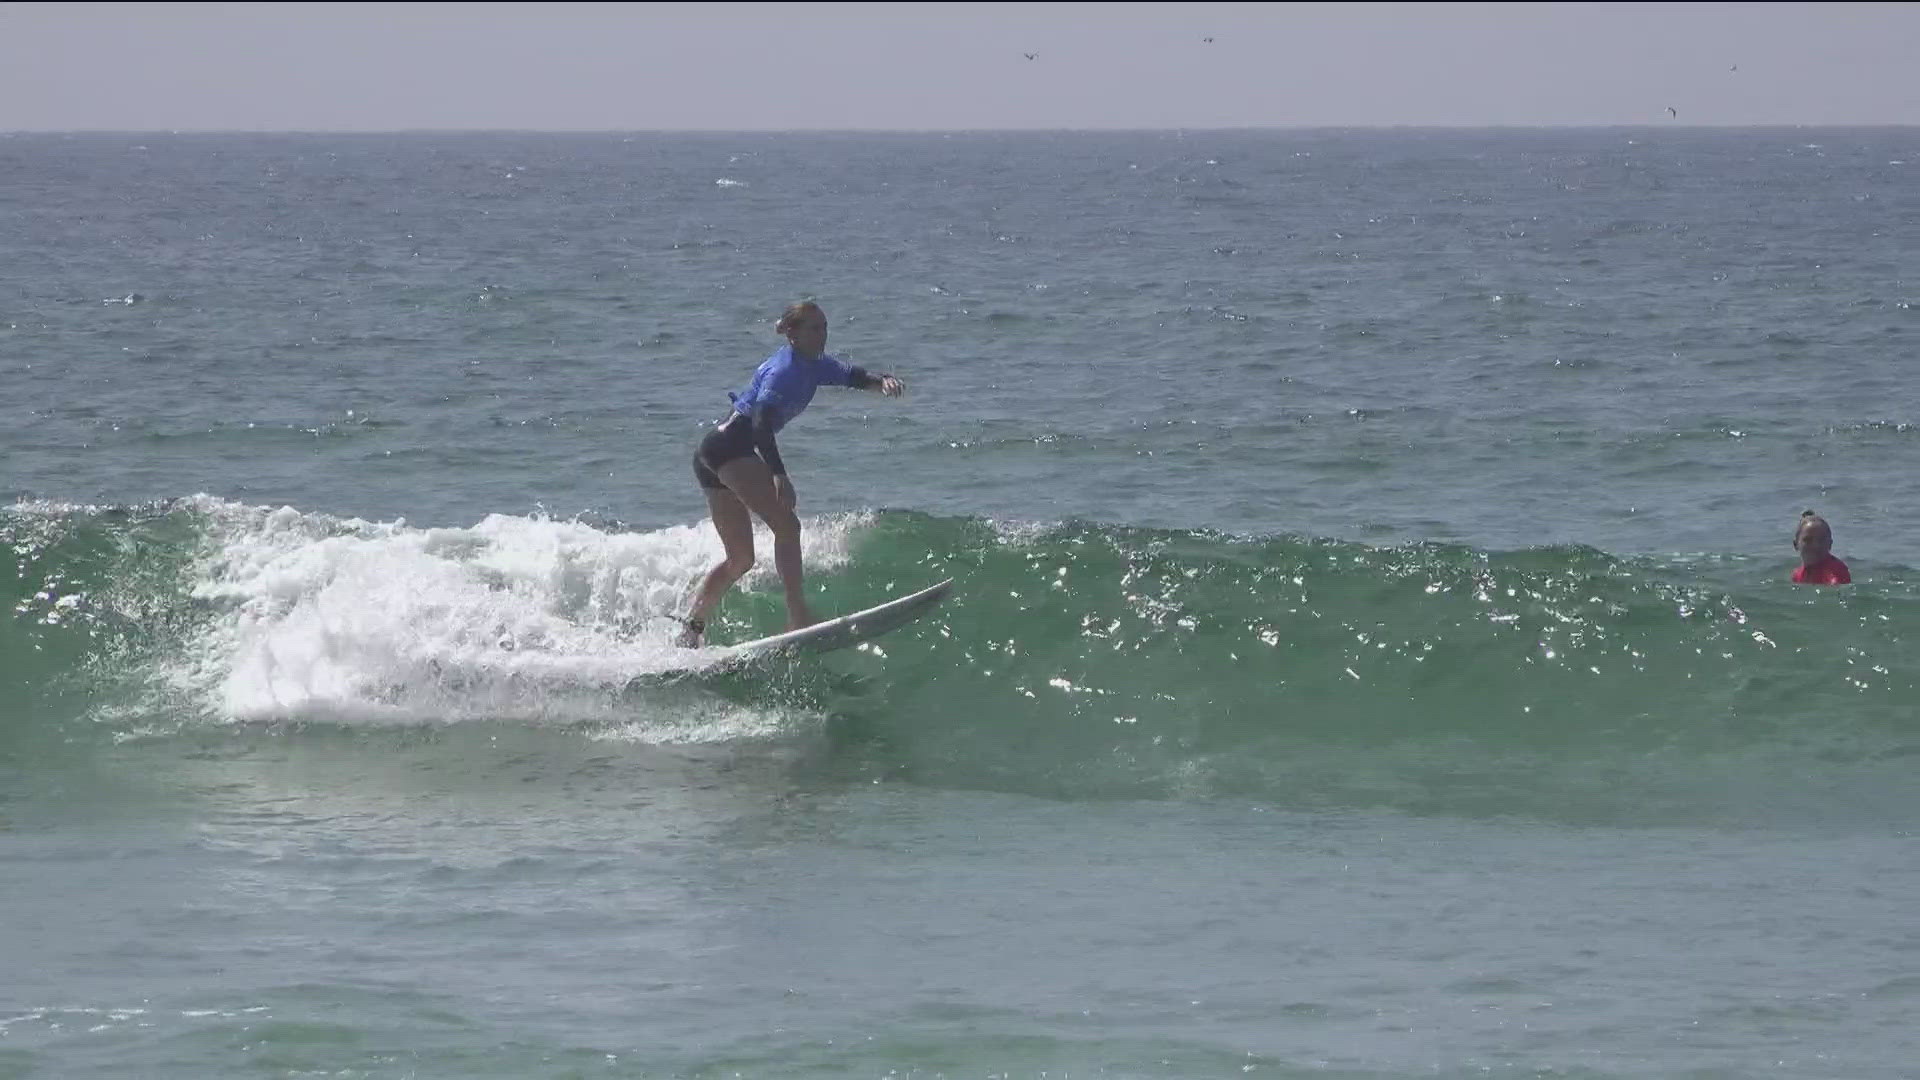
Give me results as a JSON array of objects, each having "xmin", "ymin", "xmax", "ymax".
[{"xmin": 4, "ymin": 131, "xmax": 1919, "ymax": 1078}]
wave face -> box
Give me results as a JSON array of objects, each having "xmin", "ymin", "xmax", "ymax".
[
  {"xmin": 8, "ymin": 500, "xmax": 1917, "ymax": 821},
  {"xmin": 831, "ymin": 512, "xmax": 1920, "ymax": 823}
]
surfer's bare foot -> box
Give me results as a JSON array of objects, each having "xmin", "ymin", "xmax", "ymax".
[
  {"xmin": 673, "ymin": 616, "xmax": 705, "ymax": 649},
  {"xmin": 785, "ymin": 608, "xmax": 816, "ymax": 633}
]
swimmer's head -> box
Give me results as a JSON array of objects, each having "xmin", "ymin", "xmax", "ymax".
[
  {"xmin": 775, "ymin": 301, "xmax": 828, "ymax": 357},
  {"xmin": 1793, "ymin": 510, "xmax": 1833, "ymax": 565}
]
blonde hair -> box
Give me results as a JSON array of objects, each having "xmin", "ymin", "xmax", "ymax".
[{"xmin": 775, "ymin": 301, "xmax": 825, "ymax": 335}]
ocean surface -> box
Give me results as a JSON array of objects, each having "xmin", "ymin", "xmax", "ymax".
[{"xmin": 4, "ymin": 129, "xmax": 1918, "ymax": 1078}]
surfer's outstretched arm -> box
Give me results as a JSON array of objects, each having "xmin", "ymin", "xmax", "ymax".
[
  {"xmin": 837, "ymin": 363, "xmax": 902, "ymax": 397},
  {"xmin": 845, "ymin": 367, "xmax": 905, "ymax": 397}
]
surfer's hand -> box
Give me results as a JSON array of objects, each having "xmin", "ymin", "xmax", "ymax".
[
  {"xmin": 878, "ymin": 375, "xmax": 904, "ymax": 397},
  {"xmin": 773, "ymin": 474, "xmax": 796, "ymax": 512}
]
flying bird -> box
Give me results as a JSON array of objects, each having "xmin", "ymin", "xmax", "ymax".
[
  {"xmin": 1203, "ymin": 37, "xmax": 1214, "ymax": 43},
  {"xmin": 1667, "ymin": 106, "xmax": 1678, "ymax": 118},
  {"xmin": 1023, "ymin": 52, "xmax": 1037, "ymax": 60},
  {"xmin": 1730, "ymin": 64, "xmax": 1738, "ymax": 71}
]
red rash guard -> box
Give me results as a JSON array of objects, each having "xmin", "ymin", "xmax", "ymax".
[{"xmin": 1792, "ymin": 555, "xmax": 1851, "ymax": 585}]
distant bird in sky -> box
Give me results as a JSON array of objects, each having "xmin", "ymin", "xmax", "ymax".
[
  {"xmin": 1023, "ymin": 52, "xmax": 1037, "ymax": 60},
  {"xmin": 1667, "ymin": 106, "xmax": 1678, "ymax": 118},
  {"xmin": 1730, "ymin": 64, "xmax": 1739, "ymax": 71},
  {"xmin": 1203, "ymin": 37, "xmax": 1214, "ymax": 43}
]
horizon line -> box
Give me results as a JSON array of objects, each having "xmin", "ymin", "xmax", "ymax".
[{"xmin": 7, "ymin": 122, "xmax": 1920, "ymax": 136}]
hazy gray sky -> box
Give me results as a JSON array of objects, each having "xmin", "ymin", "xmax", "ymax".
[{"xmin": 4, "ymin": 2, "xmax": 1918, "ymax": 131}]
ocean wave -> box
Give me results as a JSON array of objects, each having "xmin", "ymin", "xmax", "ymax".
[{"xmin": 7, "ymin": 500, "xmax": 1916, "ymax": 818}]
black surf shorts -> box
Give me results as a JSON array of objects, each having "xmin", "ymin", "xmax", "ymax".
[{"xmin": 692, "ymin": 414, "xmax": 758, "ymax": 490}]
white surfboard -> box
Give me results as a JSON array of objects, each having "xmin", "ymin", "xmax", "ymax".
[{"xmin": 716, "ymin": 578, "xmax": 952, "ymax": 661}]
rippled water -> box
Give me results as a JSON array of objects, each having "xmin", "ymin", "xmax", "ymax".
[{"xmin": 5, "ymin": 130, "xmax": 1918, "ymax": 1078}]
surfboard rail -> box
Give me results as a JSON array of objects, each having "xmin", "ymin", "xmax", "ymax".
[{"xmin": 718, "ymin": 577, "xmax": 953, "ymax": 660}]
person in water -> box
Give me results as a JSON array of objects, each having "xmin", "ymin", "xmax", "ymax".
[
  {"xmin": 1791, "ymin": 510, "xmax": 1850, "ymax": 585},
  {"xmin": 677, "ymin": 301, "xmax": 905, "ymax": 647}
]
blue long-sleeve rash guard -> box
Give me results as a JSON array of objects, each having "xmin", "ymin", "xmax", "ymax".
[{"xmin": 727, "ymin": 345, "xmax": 879, "ymax": 474}]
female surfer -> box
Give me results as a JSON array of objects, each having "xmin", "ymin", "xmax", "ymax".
[
  {"xmin": 677, "ymin": 301, "xmax": 905, "ymax": 647},
  {"xmin": 1790, "ymin": 510, "xmax": 1850, "ymax": 585}
]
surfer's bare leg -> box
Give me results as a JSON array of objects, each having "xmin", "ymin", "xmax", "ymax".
[
  {"xmin": 715, "ymin": 454, "xmax": 814, "ymax": 631},
  {"xmin": 682, "ymin": 487, "xmax": 755, "ymax": 646}
]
